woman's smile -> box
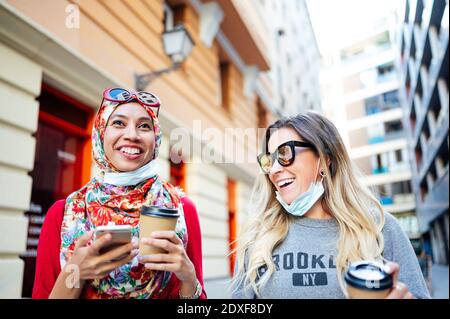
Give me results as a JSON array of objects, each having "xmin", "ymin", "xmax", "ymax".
[
  {"xmin": 116, "ymin": 144, "xmax": 145, "ymax": 160},
  {"xmin": 275, "ymin": 177, "xmax": 297, "ymax": 195}
]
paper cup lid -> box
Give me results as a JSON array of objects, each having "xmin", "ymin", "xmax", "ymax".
[
  {"xmin": 344, "ymin": 261, "xmax": 393, "ymax": 291},
  {"xmin": 140, "ymin": 205, "xmax": 180, "ymax": 218}
]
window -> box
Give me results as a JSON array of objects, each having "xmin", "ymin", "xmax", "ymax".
[
  {"xmin": 170, "ymin": 160, "xmax": 186, "ymax": 190},
  {"xmin": 385, "ymin": 120, "xmax": 403, "ymax": 134},
  {"xmin": 415, "ymin": 142, "xmax": 423, "ymax": 172},
  {"xmin": 420, "ymin": 178, "xmax": 428, "ymax": 202},
  {"xmin": 227, "ymin": 178, "xmax": 237, "ymax": 276},
  {"xmin": 365, "ymin": 95, "xmax": 382, "ymax": 114},
  {"xmin": 395, "ymin": 149, "xmax": 403, "ymax": 162},
  {"xmin": 257, "ymin": 97, "xmax": 268, "ymax": 128},
  {"xmin": 383, "ymin": 90, "xmax": 399, "ymax": 107},
  {"xmin": 377, "ymin": 62, "xmax": 394, "ymax": 75},
  {"xmin": 220, "ymin": 62, "xmax": 231, "ymax": 110},
  {"xmin": 410, "ymin": 100, "xmax": 417, "ymax": 131}
]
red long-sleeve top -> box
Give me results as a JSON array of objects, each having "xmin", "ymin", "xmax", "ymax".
[{"xmin": 32, "ymin": 197, "xmax": 206, "ymax": 299}]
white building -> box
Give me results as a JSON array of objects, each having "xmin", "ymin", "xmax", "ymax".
[
  {"xmin": 257, "ymin": 0, "xmax": 322, "ymax": 116},
  {"xmin": 320, "ymin": 18, "xmax": 420, "ymax": 239}
]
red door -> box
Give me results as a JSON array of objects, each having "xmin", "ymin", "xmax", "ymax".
[{"xmin": 170, "ymin": 160, "xmax": 186, "ymax": 191}]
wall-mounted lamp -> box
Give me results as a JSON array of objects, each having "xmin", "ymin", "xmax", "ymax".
[{"xmin": 135, "ymin": 24, "xmax": 195, "ymax": 91}]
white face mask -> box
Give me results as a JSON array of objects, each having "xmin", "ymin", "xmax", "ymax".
[
  {"xmin": 275, "ymin": 159, "xmax": 325, "ymax": 217},
  {"xmin": 103, "ymin": 160, "xmax": 159, "ymax": 186}
]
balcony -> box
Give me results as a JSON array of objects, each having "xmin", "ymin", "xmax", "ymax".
[
  {"xmin": 414, "ymin": 23, "xmax": 425, "ymax": 54},
  {"xmin": 347, "ymin": 108, "xmax": 403, "ymax": 132},
  {"xmin": 373, "ymin": 166, "xmax": 389, "ymax": 175},
  {"xmin": 344, "ymin": 81, "xmax": 400, "ymax": 105},
  {"xmin": 341, "ymin": 43, "xmax": 392, "ymax": 67},
  {"xmin": 416, "ymin": 87, "xmax": 449, "ymax": 182},
  {"xmin": 365, "ymin": 89, "xmax": 400, "ymax": 113},
  {"xmin": 368, "ymin": 130, "xmax": 406, "ymax": 144},
  {"xmin": 215, "ymin": 0, "xmax": 271, "ymax": 71},
  {"xmin": 350, "ymin": 138, "xmax": 408, "ymax": 159},
  {"xmin": 418, "ymin": 128, "xmax": 450, "ymax": 191},
  {"xmin": 377, "ymin": 70, "xmax": 397, "ymax": 84},
  {"xmin": 419, "ymin": 64, "xmax": 430, "ymax": 93},
  {"xmin": 362, "ymin": 170, "xmax": 412, "ymax": 186},
  {"xmin": 410, "ymin": 0, "xmax": 424, "ymax": 24},
  {"xmin": 421, "ymin": 0, "xmax": 433, "ymax": 27},
  {"xmin": 382, "ymin": 193, "xmax": 416, "ymax": 214},
  {"xmin": 368, "ymin": 136, "xmax": 385, "ymax": 144},
  {"xmin": 380, "ymin": 196, "xmax": 393, "ymax": 205},
  {"xmin": 439, "ymin": 3, "xmax": 449, "ymax": 44},
  {"xmin": 416, "ymin": 168, "xmax": 449, "ymax": 232},
  {"xmin": 366, "ymin": 102, "xmax": 401, "ymax": 115},
  {"xmin": 408, "ymin": 57, "xmax": 419, "ymax": 87}
]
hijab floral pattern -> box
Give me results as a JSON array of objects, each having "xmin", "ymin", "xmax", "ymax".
[{"xmin": 60, "ymin": 97, "xmax": 187, "ymax": 299}]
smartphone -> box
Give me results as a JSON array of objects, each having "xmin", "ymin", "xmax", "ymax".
[{"xmin": 94, "ymin": 225, "xmax": 132, "ymax": 259}]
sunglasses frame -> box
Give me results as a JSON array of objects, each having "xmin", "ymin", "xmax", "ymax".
[
  {"xmin": 103, "ymin": 88, "xmax": 161, "ymax": 116},
  {"xmin": 257, "ymin": 140, "xmax": 314, "ymax": 174}
]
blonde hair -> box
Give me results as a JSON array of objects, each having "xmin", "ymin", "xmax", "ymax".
[{"xmin": 232, "ymin": 112, "xmax": 385, "ymax": 297}]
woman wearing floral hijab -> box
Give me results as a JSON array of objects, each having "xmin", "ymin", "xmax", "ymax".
[{"xmin": 32, "ymin": 88, "xmax": 205, "ymax": 299}]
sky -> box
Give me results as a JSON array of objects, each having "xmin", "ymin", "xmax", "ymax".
[{"xmin": 306, "ymin": 0, "xmax": 403, "ymax": 56}]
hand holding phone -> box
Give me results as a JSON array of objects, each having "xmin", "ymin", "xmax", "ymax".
[{"xmin": 64, "ymin": 228, "xmax": 138, "ymax": 282}]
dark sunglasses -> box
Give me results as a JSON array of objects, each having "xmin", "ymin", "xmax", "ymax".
[
  {"xmin": 103, "ymin": 88, "xmax": 161, "ymax": 116},
  {"xmin": 257, "ymin": 140, "xmax": 314, "ymax": 174}
]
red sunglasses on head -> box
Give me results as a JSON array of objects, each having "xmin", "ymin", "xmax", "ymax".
[{"xmin": 103, "ymin": 88, "xmax": 161, "ymax": 116}]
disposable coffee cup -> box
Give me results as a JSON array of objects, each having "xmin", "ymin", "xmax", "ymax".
[
  {"xmin": 139, "ymin": 205, "xmax": 180, "ymax": 255},
  {"xmin": 344, "ymin": 261, "xmax": 393, "ymax": 299}
]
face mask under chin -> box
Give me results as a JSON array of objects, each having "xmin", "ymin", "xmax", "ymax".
[{"xmin": 274, "ymin": 159, "xmax": 325, "ymax": 217}]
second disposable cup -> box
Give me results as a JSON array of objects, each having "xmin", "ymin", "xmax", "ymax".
[{"xmin": 344, "ymin": 261, "xmax": 393, "ymax": 299}]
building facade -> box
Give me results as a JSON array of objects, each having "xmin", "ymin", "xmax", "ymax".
[
  {"xmin": 395, "ymin": 0, "xmax": 449, "ymax": 265},
  {"xmin": 258, "ymin": 0, "xmax": 321, "ymax": 116},
  {"xmin": 321, "ymin": 19, "xmax": 421, "ymax": 241},
  {"xmin": 0, "ymin": 0, "xmax": 281, "ymax": 298}
]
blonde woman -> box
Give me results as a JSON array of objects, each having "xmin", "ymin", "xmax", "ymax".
[{"xmin": 231, "ymin": 112, "xmax": 430, "ymax": 299}]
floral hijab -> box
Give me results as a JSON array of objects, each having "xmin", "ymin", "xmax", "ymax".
[{"xmin": 60, "ymin": 97, "xmax": 187, "ymax": 299}]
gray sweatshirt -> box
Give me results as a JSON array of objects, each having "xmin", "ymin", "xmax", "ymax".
[{"xmin": 231, "ymin": 212, "xmax": 431, "ymax": 299}]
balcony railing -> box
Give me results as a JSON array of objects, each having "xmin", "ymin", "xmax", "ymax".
[
  {"xmin": 372, "ymin": 166, "xmax": 389, "ymax": 174},
  {"xmin": 366, "ymin": 103, "xmax": 400, "ymax": 115},
  {"xmin": 380, "ymin": 196, "xmax": 393, "ymax": 205},
  {"xmin": 377, "ymin": 70, "xmax": 397, "ymax": 84},
  {"xmin": 381, "ymin": 193, "xmax": 416, "ymax": 214},
  {"xmin": 368, "ymin": 129, "xmax": 406, "ymax": 144}
]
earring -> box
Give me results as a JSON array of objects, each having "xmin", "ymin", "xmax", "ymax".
[{"xmin": 319, "ymin": 169, "xmax": 326, "ymax": 177}]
